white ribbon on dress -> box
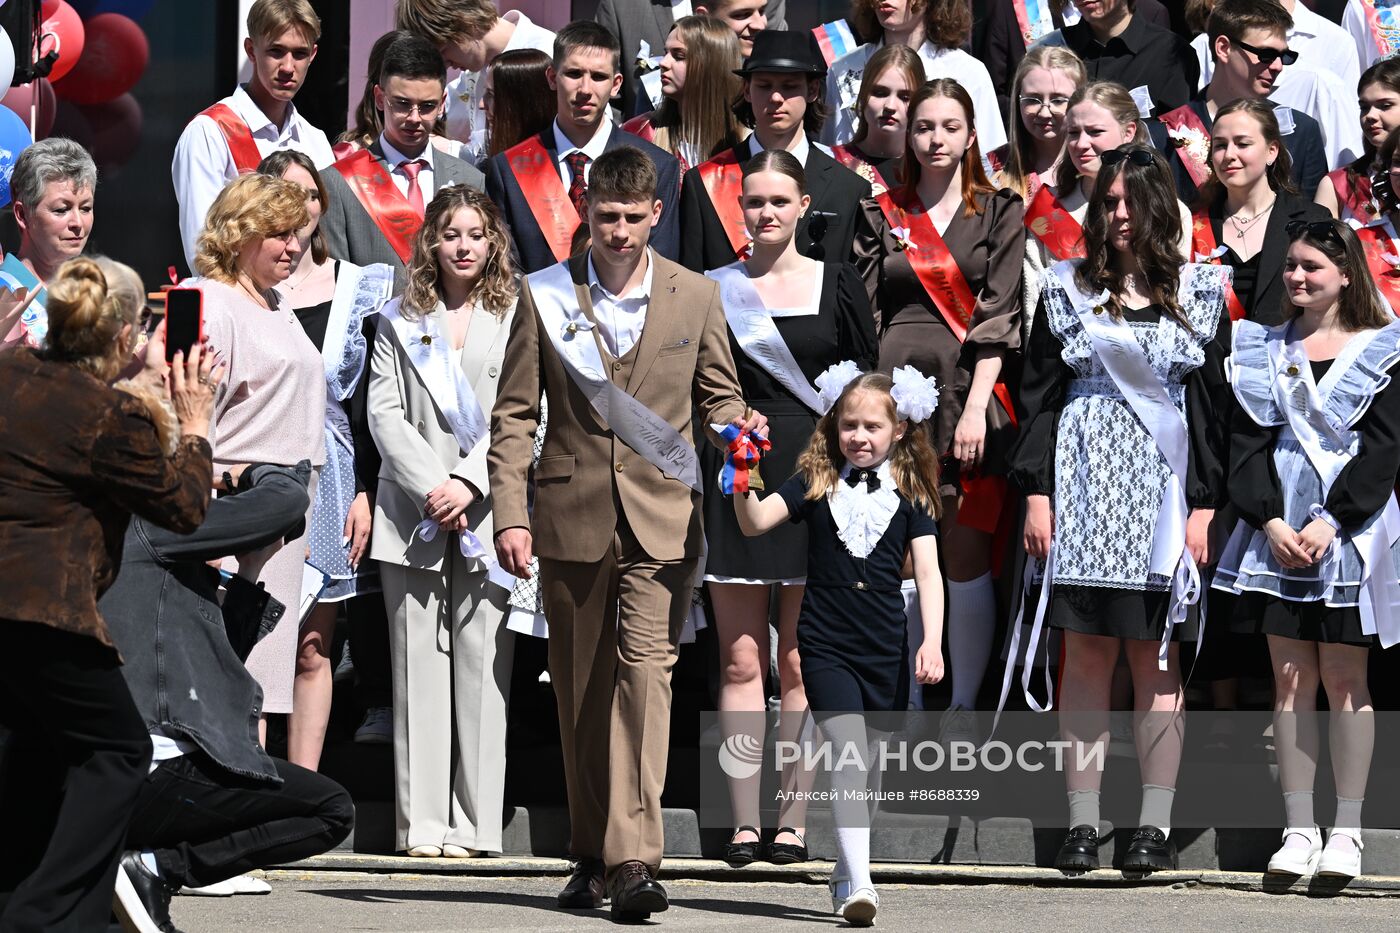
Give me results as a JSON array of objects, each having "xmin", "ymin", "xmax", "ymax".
[
  {"xmin": 1267, "ymin": 326, "xmax": 1400, "ymax": 647},
  {"xmin": 530, "ymin": 260, "xmax": 701, "ymax": 490},
  {"xmin": 706, "ymin": 263, "xmax": 829, "ymax": 415}
]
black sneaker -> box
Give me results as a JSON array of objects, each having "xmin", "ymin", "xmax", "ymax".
[
  {"xmin": 1055, "ymin": 825, "xmax": 1100, "ymax": 875},
  {"xmin": 114, "ymin": 851, "xmax": 182, "ymax": 933},
  {"xmin": 1122, "ymin": 826, "xmax": 1177, "ymax": 875}
]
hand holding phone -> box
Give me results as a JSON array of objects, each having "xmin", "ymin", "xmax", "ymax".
[{"xmin": 164, "ymin": 287, "xmax": 203, "ymax": 364}]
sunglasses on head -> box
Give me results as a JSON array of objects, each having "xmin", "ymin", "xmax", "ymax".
[
  {"xmin": 1232, "ymin": 37, "xmax": 1299, "ymax": 67},
  {"xmin": 1098, "ymin": 148, "xmax": 1156, "ymax": 167},
  {"xmin": 1285, "ymin": 220, "xmax": 1343, "ymax": 242}
]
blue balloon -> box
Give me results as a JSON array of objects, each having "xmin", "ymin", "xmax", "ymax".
[{"xmin": 0, "ymin": 105, "xmax": 34, "ymax": 209}]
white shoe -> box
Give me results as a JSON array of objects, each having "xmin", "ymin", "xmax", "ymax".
[
  {"xmin": 406, "ymin": 845, "xmax": 443, "ymax": 858},
  {"xmin": 112, "ymin": 865, "xmax": 162, "ymax": 933},
  {"xmin": 1265, "ymin": 827, "xmax": 1321, "ymax": 875},
  {"xmin": 1317, "ymin": 829, "xmax": 1363, "ymax": 879},
  {"xmin": 938, "ymin": 706, "xmax": 979, "ymax": 749},
  {"xmin": 840, "ymin": 887, "xmax": 879, "ymax": 927},
  {"xmin": 179, "ymin": 872, "xmax": 271, "ymax": 896},
  {"xmin": 442, "ymin": 844, "xmax": 487, "ymax": 858},
  {"xmin": 354, "ymin": 707, "xmax": 393, "ymax": 745},
  {"xmin": 828, "ymin": 874, "xmax": 851, "ymax": 915}
]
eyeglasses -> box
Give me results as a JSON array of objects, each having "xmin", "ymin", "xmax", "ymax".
[
  {"xmin": 1285, "ymin": 220, "xmax": 1344, "ymax": 242},
  {"xmin": 1232, "ymin": 38, "xmax": 1299, "ymax": 67},
  {"xmin": 1098, "ymin": 147, "xmax": 1156, "ymax": 167},
  {"xmin": 1018, "ymin": 95, "xmax": 1072, "ymax": 113},
  {"xmin": 386, "ymin": 97, "xmax": 441, "ymax": 117}
]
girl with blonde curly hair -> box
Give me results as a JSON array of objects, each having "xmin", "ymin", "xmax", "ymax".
[{"xmin": 366, "ymin": 182, "xmax": 520, "ymax": 857}]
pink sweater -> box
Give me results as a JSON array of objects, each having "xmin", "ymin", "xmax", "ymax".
[{"xmin": 198, "ymin": 277, "xmax": 326, "ymax": 470}]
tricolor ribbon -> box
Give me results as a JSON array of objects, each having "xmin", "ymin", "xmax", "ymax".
[{"xmin": 712, "ymin": 423, "xmax": 771, "ymax": 496}]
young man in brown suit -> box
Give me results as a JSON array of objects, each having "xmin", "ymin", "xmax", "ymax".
[{"xmin": 489, "ymin": 146, "xmax": 766, "ymax": 922}]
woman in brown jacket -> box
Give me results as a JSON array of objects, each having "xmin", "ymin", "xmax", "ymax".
[{"xmin": 0, "ymin": 258, "xmax": 220, "ymax": 932}]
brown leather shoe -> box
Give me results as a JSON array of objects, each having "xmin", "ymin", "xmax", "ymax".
[
  {"xmin": 557, "ymin": 857, "xmax": 605, "ymax": 908},
  {"xmin": 608, "ymin": 860, "xmax": 668, "ymax": 922}
]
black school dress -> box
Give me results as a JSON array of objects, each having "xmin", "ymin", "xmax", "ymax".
[
  {"xmin": 777, "ymin": 468, "xmax": 939, "ymax": 715},
  {"xmin": 699, "ymin": 262, "xmax": 877, "ymax": 582}
]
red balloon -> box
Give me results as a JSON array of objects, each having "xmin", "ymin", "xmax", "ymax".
[
  {"xmin": 2, "ymin": 80, "xmax": 57, "ymax": 140},
  {"xmin": 80, "ymin": 93, "xmax": 142, "ymax": 168},
  {"xmin": 53, "ymin": 13, "xmax": 148, "ymax": 106},
  {"xmin": 38, "ymin": 0, "xmax": 86, "ymax": 84}
]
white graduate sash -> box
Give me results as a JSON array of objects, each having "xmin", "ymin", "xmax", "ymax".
[
  {"xmin": 321, "ymin": 262, "xmax": 393, "ymax": 451},
  {"xmin": 380, "ymin": 298, "xmax": 512, "ymax": 585},
  {"xmin": 706, "ymin": 263, "xmax": 828, "ymax": 415},
  {"xmin": 1267, "ymin": 327, "xmax": 1400, "ymax": 647},
  {"xmin": 529, "ymin": 259, "xmax": 702, "ymax": 491}
]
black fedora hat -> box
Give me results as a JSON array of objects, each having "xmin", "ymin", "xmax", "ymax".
[{"xmin": 734, "ymin": 30, "xmax": 827, "ymax": 78}]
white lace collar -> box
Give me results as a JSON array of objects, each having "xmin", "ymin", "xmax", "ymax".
[{"xmin": 828, "ymin": 460, "xmax": 900, "ymax": 559}]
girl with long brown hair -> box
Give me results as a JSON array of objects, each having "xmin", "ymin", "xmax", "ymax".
[
  {"xmin": 367, "ymin": 183, "xmax": 518, "ymax": 858},
  {"xmin": 482, "ymin": 48, "xmax": 557, "ymax": 158},
  {"xmin": 621, "ymin": 14, "xmax": 744, "ymax": 173},
  {"xmin": 1011, "ymin": 145, "xmax": 1232, "ymax": 878},
  {"xmin": 1215, "ymin": 220, "xmax": 1400, "ymax": 882},
  {"xmin": 830, "ymin": 44, "xmax": 925, "ymax": 196},
  {"xmin": 1316, "ymin": 57, "xmax": 1400, "ymax": 225},
  {"xmin": 854, "ymin": 78, "xmax": 1023, "ymax": 745},
  {"xmin": 733, "ymin": 369, "xmax": 945, "ymax": 927}
]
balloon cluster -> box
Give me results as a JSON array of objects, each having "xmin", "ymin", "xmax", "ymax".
[{"xmin": 0, "ymin": 0, "xmax": 154, "ymax": 202}]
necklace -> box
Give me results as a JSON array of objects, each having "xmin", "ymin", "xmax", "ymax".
[{"xmin": 1227, "ymin": 198, "xmax": 1276, "ymax": 240}]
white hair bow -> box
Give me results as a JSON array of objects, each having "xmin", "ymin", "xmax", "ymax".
[{"xmin": 890, "ymin": 365, "xmax": 939, "ymax": 424}]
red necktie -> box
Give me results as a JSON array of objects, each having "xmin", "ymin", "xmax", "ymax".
[
  {"xmin": 565, "ymin": 151, "xmax": 590, "ymax": 220},
  {"xmin": 401, "ymin": 159, "xmax": 427, "ymax": 218}
]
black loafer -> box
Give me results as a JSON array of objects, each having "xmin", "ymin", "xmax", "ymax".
[
  {"xmin": 1122, "ymin": 826, "xmax": 1177, "ymax": 875},
  {"xmin": 557, "ymin": 857, "xmax": 605, "ymax": 908},
  {"xmin": 766, "ymin": 826, "xmax": 808, "ymax": 865},
  {"xmin": 724, "ymin": 825, "xmax": 761, "ymax": 867},
  {"xmin": 609, "ymin": 860, "xmax": 669, "ymax": 923},
  {"xmin": 1055, "ymin": 824, "xmax": 1100, "ymax": 875}
]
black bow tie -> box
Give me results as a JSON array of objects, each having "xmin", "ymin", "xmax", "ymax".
[{"xmin": 844, "ymin": 469, "xmax": 881, "ymax": 491}]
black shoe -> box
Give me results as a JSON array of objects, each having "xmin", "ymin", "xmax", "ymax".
[
  {"xmin": 1122, "ymin": 826, "xmax": 1177, "ymax": 875},
  {"xmin": 766, "ymin": 826, "xmax": 808, "ymax": 865},
  {"xmin": 609, "ymin": 860, "xmax": 669, "ymax": 923},
  {"xmin": 557, "ymin": 857, "xmax": 605, "ymax": 909},
  {"xmin": 1055, "ymin": 825, "xmax": 1100, "ymax": 875},
  {"xmin": 114, "ymin": 851, "xmax": 182, "ymax": 933},
  {"xmin": 724, "ymin": 825, "xmax": 761, "ymax": 867}
]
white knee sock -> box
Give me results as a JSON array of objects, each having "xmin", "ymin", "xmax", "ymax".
[
  {"xmin": 946, "ymin": 573, "xmax": 996, "ymax": 710},
  {"xmin": 1139, "ymin": 784, "xmax": 1176, "ymax": 834},
  {"xmin": 834, "ymin": 824, "xmax": 872, "ymax": 893},
  {"xmin": 1067, "ymin": 789, "xmax": 1100, "ymax": 830}
]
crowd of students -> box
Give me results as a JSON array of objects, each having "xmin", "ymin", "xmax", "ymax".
[{"xmin": 6, "ymin": 0, "xmax": 1400, "ymax": 929}]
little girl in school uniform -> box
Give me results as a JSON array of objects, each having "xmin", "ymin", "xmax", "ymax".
[{"xmin": 732, "ymin": 367, "xmax": 946, "ymax": 927}]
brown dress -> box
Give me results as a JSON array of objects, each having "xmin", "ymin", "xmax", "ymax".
[{"xmin": 853, "ymin": 188, "xmax": 1025, "ymax": 496}]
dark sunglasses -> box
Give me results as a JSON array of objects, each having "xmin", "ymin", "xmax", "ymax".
[
  {"xmin": 1285, "ymin": 220, "xmax": 1344, "ymax": 242},
  {"xmin": 1233, "ymin": 38, "xmax": 1299, "ymax": 67},
  {"xmin": 1098, "ymin": 147, "xmax": 1156, "ymax": 167}
]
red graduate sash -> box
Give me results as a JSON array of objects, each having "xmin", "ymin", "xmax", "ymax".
[
  {"xmin": 873, "ymin": 188, "xmax": 1018, "ymax": 427},
  {"xmin": 332, "ymin": 149, "xmax": 422, "ymax": 265},
  {"xmin": 1356, "ymin": 223, "xmax": 1400, "ymax": 316},
  {"xmin": 621, "ymin": 114, "xmax": 655, "ymax": 144},
  {"xmin": 1189, "ymin": 209, "xmax": 1248, "ymax": 322},
  {"xmin": 1331, "ymin": 166, "xmax": 1379, "ymax": 223},
  {"xmin": 199, "ymin": 103, "xmax": 261, "ymax": 175},
  {"xmin": 505, "ymin": 135, "xmax": 581, "ymax": 265},
  {"xmin": 1158, "ymin": 104, "xmax": 1213, "ymax": 188},
  {"xmin": 698, "ymin": 149, "xmax": 750, "ymax": 260},
  {"xmin": 831, "ymin": 144, "xmax": 893, "ymax": 196},
  {"xmin": 1024, "ymin": 185, "xmax": 1085, "ymax": 261}
]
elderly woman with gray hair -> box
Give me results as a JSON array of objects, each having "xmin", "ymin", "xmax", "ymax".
[{"xmin": 2, "ymin": 138, "xmax": 98, "ymax": 348}]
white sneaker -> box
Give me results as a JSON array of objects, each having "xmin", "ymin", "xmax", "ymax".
[
  {"xmin": 1317, "ymin": 829, "xmax": 1363, "ymax": 879},
  {"xmin": 828, "ymin": 875, "xmax": 851, "ymax": 915},
  {"xmin": 840, "ymin": 887, "xmax": 879, "ymax": 927},
  {"xmin": 354, "ymin": 706, "xmax": 393, "ymax": 745},
  {"xmin": 1265, "ymin": 827, "xmax": 1321, "ymax": 875},
  {"xmin": 938, "ymin": 706, "xmax": 979, "ymax": 748},
  {"xmin": 179, "ymin": 872, "xmax": 272, "ymax": 896}
]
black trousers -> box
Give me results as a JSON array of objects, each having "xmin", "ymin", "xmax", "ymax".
[
  {"xmin": 0, "ymin": 621, "xmax": 152, "ymax": 933},
  {"xmin": 127, "ymin": 752, "xmax": 354, "ymax": 888},
  {"xmin": 346, "ymin": 592, "xmax": 392, "ymax": 710}
]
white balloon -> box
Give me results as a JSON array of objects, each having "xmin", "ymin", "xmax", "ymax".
[{"xmin": 0, "ymin": 33, "xmax": 12, "ymax": 97}]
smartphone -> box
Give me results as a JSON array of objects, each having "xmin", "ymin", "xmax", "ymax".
[{"xmin": 164, "ymin": 287, "xmax": 203, "ymax": 364}]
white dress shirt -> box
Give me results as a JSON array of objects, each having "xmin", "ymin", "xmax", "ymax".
[
  {"xmin": 822, "ymin": 40, "xmax": 1006, "ymax": 155},
  {"xmin": 378, "ymin": 134, "xmax": 436, "ymax": 201},
  {"xmin": 442, "ymin": 10, "xmax": 557, "ymax": 165},
  {"xmin": 172, "ymin": 84, "xmax": 335, "ymax": 269},
  {"xmin": 553, "ymin": 117, "xmax": 614, "ymax": 189},
  {"xmin": 1190, "ymin": 34, "xmax": 1365, "ymax": 170},
  {"xmin": 587, "ymin": 248, "xmax": 654, "ymax": 359},
  {"xmin": 747, "ymin": 130, "xmax": 811, "ymax": 167},
  {"xmin": 1344, "ymin": 0, "xmax": 1400, "ymax": 71}
]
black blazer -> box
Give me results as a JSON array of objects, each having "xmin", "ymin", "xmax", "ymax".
[
  {"xmin": 484, "ymin": 125, "xmax": 682, "ymax": 275},
  {"xmin": 1199, "ymin": 190, "xmax": 1330, "ymax": 325},
  {"xmin": 679, "ymin": 143, "xmax": 873, "ymax": 273},
  {"xmin": 1148, "ymin": 98, "xmax": 1330, "ymax": 203}
]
